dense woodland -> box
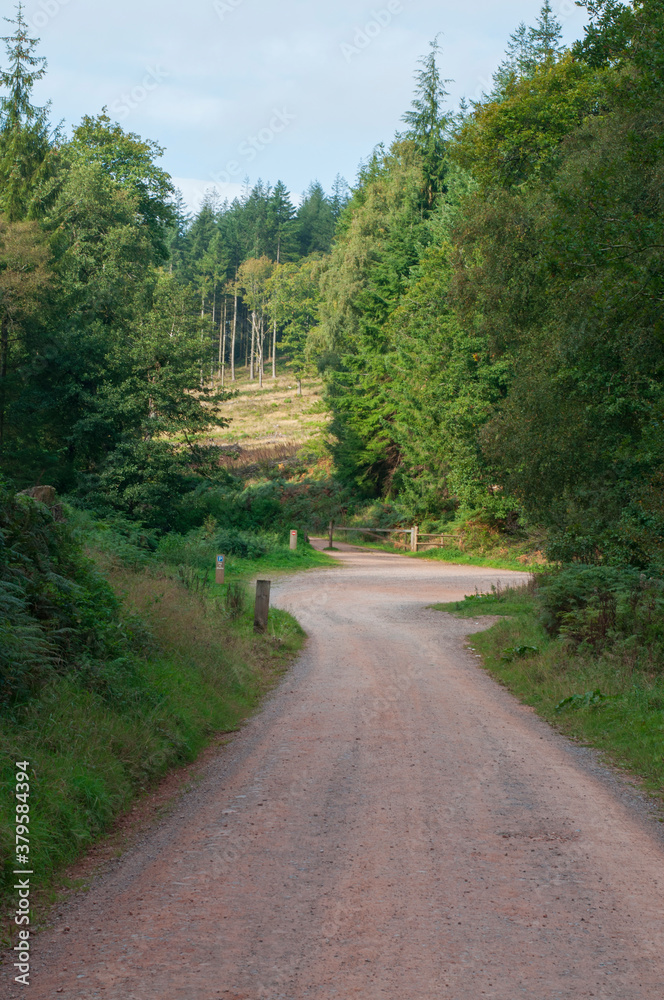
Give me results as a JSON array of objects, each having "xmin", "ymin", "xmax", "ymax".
[
  {"xmin": 1, "ymin": 0, "xmax": 664, "ymax": 700},
  {"xmin": 317, "ymin": 0, "xmax": 664, "ymax": 572}
]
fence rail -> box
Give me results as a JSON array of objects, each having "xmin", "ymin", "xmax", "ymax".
[{"xmin": 330, "ymin": 523, "xmax": 464, "ymax": 553}]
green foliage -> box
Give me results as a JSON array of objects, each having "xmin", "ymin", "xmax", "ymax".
[
  {"xmin": 538, "ymin": 565, "xmax": 664, "ymax": 662},
  {"xmin": 555, "ymin": 689, "xmax": 609, "ymax": 712},
  {"xmin": 400, "ymin": 35, "xmax": 452, "ymax": 207},
  {"xmin": 158, "ymin": 526, "xmax": 268, "ymax": 568},
  {"xmin": 67, "ymin": 112, "xmax": 175, "ymax": 263},
  {"xmin": 296, "ymin": 181, "xmax": 337, "ymax": 256},
  {"xmin": 500, "ymin": 644, "xmax": 539, "ymax": 662},
  {"xmin": 0, "ymin": 4, "xmax": 52, "ymax": 221},
  {"xmin": 0, "ymin": 480, "xmax": 140, "ymax": 707},
  {"xmin": 453, "ymin": 55, "xmax": 608, "ymax": 188}
]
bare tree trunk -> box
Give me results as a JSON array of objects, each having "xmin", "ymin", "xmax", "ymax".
[
  {"xmin": 250, "ymin": 310, "xmax": 256, "ymax": 381},
  {"xmin": 231, "ymin": 288, "xmax": 237, "ymax": 381},
  {"xmin": 258, "ymin": 314, "xmax": 264, "ymax": 388},
  {"xmin": 298, "ymin": 378, "xmax": 302, "ymax": 397},
  {"xmin": 272, "ymin": 319, "xmax": 277, "ymax": 379},
  {"xmin": 219, "ymin": 296, "xmax": 226, "ymax": 382}
]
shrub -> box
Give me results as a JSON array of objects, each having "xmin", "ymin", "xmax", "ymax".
[
  {"xmin": 538, "ymin": 564, "xmax": 664, "ymax": 657},
  {"xmin": 0, "ymin": 479, "xmax": 140, "ymax": 708}
]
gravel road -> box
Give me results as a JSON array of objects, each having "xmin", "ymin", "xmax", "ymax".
[{"xmin": 5, "ymin": 545, "xmax": 664, "ymax": 999}]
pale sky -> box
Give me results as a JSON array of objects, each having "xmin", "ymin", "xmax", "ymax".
[{"xmin": 21, "ymin": 0, "xmax": 589, "ymax": 211}]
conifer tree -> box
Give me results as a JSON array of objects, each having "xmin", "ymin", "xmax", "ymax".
[
  {"xmin": 0, "ymin": 2, "xmax": 51, "ymax": 220},
  {"xmin": 531, "ymin": 0, "xmax": 564, "ymax": 61},
  {"xmin": 401, "ymin": 36, "xmax": 451, "ymax": 207},
  {"xmin": 492, "ymin": 3, "xmax": 565, "ymax": 95},
  {"xmin": 267, "ymin": 180, "xmax": 296, "ymax": 262},
  {"xmin": 296, "ymin": 182, "xmax": 335, "ymax": 256},
  {"xmin": 330, "ymin": 174, "xmax": 351, "ymax": 221},
  {"xmin": 492, "ymin": 22, "xmax": 535, "ymax": 93}
]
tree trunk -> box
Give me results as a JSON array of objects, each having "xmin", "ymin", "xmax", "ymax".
[
  {"xmin": 250, "ymin": 310, "xmax": 256, "ymax": 381},
  {"xmin": 298, "ymin": 378, "xmax": 302, "ymax": 397},
  {"xmin": 231, "ymin": 288, "xmax": 237, "ymax": 381},
  {"xmin": 219, "ymin": 296, "xmax": 226, "ymax": 384},
  {"xmin": 258, "ymin": 314, "xmax": 264, "ymax": 388},
  {"xmin": 272, "ymin": 319, "xmax": 277, "ymax": 379}
]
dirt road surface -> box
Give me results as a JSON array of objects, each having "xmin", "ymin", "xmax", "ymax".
[{"xmin": 5, "ymin": 546, "xmax": 664, "ymax": 999}]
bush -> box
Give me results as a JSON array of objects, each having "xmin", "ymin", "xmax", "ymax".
[
  {"xmin": 157, "ymin": 526, "xmax": 268, "ymax": 569},
  {"xmin": 171, "ymin": 476, "xmax": 356, "ymax": 535},
  {"xmin": 0, "ymin": 480, "xmax": 139, "ymax": 708},
  {"xmin": 538, "ymin": 564, "xmax": 664, "ymax": 656}
]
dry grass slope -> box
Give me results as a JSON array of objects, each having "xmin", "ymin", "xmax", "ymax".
[{"xmin": 206, "ymin": 371, "xmax": 330, "ymax": 454}]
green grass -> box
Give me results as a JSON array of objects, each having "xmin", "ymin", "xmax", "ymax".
[
  {"xmin": 432, "ymin": 583, "xmax": 536, "ymax": 618},
  {"xmin": 0, "ymin": 541, "xmax": 309, "ymax": 936},
  {"xmin": 209, "ymin": 541, "xmax": 336, "ymax": 583},
  {"xmin": 434, "ymin": 585, "xmax": 664, "ymax": 803},
  {"xmin": 413, "ymin": 546, "xmax": 539, "ymax": 573}
]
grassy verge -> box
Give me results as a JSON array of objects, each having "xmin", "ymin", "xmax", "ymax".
[
  {"xmin": 1, "ymin": 524, "xmax": 330, "ymax": 939},
  {"xmin": 433, "ymin": 585, "xmax": 664, "ymax": 803}
]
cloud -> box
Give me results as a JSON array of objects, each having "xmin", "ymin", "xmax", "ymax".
[{"xmin": 29, "ymin": 0, "xmax": 589, "ymax": 200}]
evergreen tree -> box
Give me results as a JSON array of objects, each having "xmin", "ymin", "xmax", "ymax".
[
  {"xmin": 401, "ymin": 36, "xmax": 451, "ymax": 207},
  {"xmin": 492, "ymin": 3, "xmax": 565, "ymax": 96},
  {"xmin": 330, "ymin": 174, "xmax": 351, "ymax": 222},
  {"xmin": 492, "ymin": 22, "xmax": 535, "ymax": 93},
  {"xmin": 531, "ymin": 0, "xmax": 564, "ymax": 61},
  {"xmin": 296, "ymin": 181, "xmax": 335, "ymax": 256},
  {"xmin": 167, "ymin": 189, "xmax": 192, "ymax": 276},
  {"xmin": 0, "ymin": 3, "xmax": 51, "ymax": 221},
  {"xmin": 266, "ymin": 180, "xmax": 297, "ymax": 262}
]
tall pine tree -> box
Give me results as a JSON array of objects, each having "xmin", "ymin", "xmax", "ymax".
[
  {"xmin": 0, "ymin": 2, "xmax": 51, "ymax": 221},
  {"xmin": 401, "ymin": 36, "xmax": 451, "ymax": 207}
]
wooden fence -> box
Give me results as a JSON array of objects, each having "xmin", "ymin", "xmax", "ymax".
[{"xmin": 330, "ymin": 523, "xmax": 464, "ymax": 553}]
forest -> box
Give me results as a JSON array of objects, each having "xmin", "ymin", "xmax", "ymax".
[
  {"xmin": 1, "ymin": 0, "xmax": 664, "ymax": 891},
  {"xmin": 1, "ymin": 0, "xmax": 661, "ymax": 560}
]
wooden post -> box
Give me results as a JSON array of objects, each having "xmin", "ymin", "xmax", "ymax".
[
  {"xmin": 411, "ymin": 525, "xmax": 419, "ymax": 553},
  {"xmin": 254, "ymin": 580, "xmax": 271, "ymax": 632},
  {"xmin": 215, "ymin": 554, "xmax": 225, "ymax": 585},
  {"xmin": 328, "ymin": 520, "xmax": 334, "ymax": 550},
  {"xmin": 290, "ymin": 530, "xmax": 298, "ymax": 551}
]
